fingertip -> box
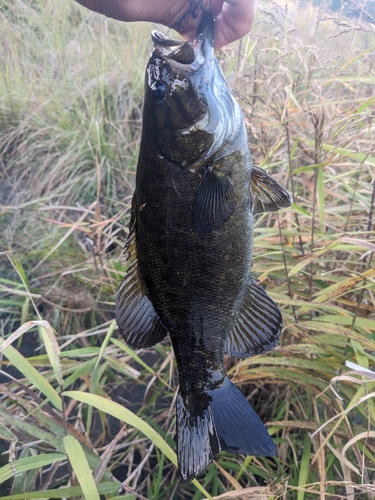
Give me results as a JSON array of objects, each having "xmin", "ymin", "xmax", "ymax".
[
  {"xmin": 213, "ymin": 17, "xmax": 242, "ymax": 49},
  {"xmin": 213, "ymin": 3, "xmax": 255, "ymax": 50},
  {"xmin": 210, "ymin": 0, "xmax": 224, "ymax": 18}
]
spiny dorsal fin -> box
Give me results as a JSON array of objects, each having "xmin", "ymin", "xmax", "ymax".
[
  {"xmin": 225, "ymin": 278, "xmax": 282, "ymax": 357},
  {"xmin": 116, "ymin": 193, "xmax": 168, "ymax": 349},
  {"xmin": 251, "ymin": 165, "xmax": 293, "ymax": 214},
  {"xmin": 192, "ymin": 169, "xmax": 236, "ymax": 233}
]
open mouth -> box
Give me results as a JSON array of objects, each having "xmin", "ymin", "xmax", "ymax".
[{"xmin": 151, "ymin": 32, "xmax": 196, "ymax": 65}]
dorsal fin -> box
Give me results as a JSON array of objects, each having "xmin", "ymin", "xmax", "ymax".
[
  {"xmin": 116, "ymin": 193, "xmax": 168, "ymax": 349},
  {"xmin": 225, "ymin": 278, "xmax": 282, "ymax": 357},
  {"xmin": 251, "ymin": 166, "xmax": 293, "ymax": 214}
]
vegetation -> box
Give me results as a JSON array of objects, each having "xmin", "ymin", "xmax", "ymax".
[{"xmin": 0, "ymin": 0, "xmax": 374, "ymax": 498}]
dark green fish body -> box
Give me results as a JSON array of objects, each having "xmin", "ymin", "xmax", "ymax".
[{"xmin": 117, "ymin": 13, "xmax": 292, "ymax": 481}]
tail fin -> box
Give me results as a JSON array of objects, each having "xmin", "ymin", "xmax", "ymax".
[{"xmin": 176, "ymin": 376, "xmax": 275, "ymax": 481}]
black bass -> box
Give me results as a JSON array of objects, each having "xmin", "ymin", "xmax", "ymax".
[{"xmin": 116, "ymin": 12, "xmax": 292, "ymax": 481}]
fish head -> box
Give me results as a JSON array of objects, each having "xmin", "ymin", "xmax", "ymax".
[{"xmin": 145, "ymin": 12, "xmax": 238, "ymax": 167}]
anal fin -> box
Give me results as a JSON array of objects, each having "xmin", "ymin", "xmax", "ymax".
[
  {"xmin": 251, "ymin": 165, "xmax": 293, "ymax": 214},
  {"xmin": 116, "ymin": 194, "xmax": 168, "ymax": 349},
  {"xmin": 225, "ymin": 278, "xmax": 282, "ymax": 357}
]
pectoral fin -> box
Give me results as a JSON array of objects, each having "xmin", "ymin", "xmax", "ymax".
[
  {"xmin": 192, "ymin": 169, "xmax": 236, "ymax": 233},
  {"xmin": 116, "ymin": 195, "xmax": 168, "ymax": 348},
  {"xmin": 225, "ymin": 278, "xmax": 282, "ymax": 357},
  {"xmin": 251, "ymin": 166, "xmax": 293, "ymax": 214}
]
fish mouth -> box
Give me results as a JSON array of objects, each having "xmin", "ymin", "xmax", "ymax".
[{"xmin": 151, "ymin": 11, "xmax": 214, "ymax": 70}]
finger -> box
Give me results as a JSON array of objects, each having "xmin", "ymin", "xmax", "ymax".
[
  {"xmin": 75, "ymin": 0, "xmax": 136, "ymax": 21},
  {"xmin": 214, "ymin": 0, "xmax": 257, "ymax": 49},
  {"xmin": 76, "ymin": 0, "xmax": 182, "ymax": 24}
]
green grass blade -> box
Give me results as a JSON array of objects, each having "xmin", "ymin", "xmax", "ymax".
[
  {"xmin": 111, "ymin": 337, "xmax": 156, "ymax": 376},
  {"xmin": 8, "ymin": 255, "xmax": 29, "ymax": 288},
  {"xmin": 0, "ymin": 338, "xmax": 62, "ymax": 411},
  {"xmin": 305, "ymin": 140, "xmax": 375, "ymax": 164},
  {"xmin": 93, "ymin": 319, "xmax": 116, "ymax": 371},
  {"xmin": 297, "ymin": 433, "xmax": 311, "ymax": 500},
  {"xmin": 64, "ymin": 391, "xmax": 176, "ymax": 463},
  {"xmin": 21, "ymin": 297, "xmax": 30, "ymax": 324},
  {"xmin": 38, "ymin": 322, "xmax": 63, "ymax": 386},
  {"xmin": 0, "ymin": 421, "xmax": 17, "ymax": 441},
  {"xmin": 110, "ymin": 496, "xmax": 136, "ymax": 500},
  {"xmin": 355, "ymin": 95, "xmax": 375, "ymax": 114},
  {"xmin": 0, "ymin": 482, "xmax": 120, "ymax": 499},
  {"xmin": 0, "ymin": 453, "xmax": 65, "ymax": 484},
  {"xmin": 63, "ymin": 435, "xmax": 100, "ymax": 500},
  {"xmin": 63, "ymin": 391, "xmax": 213, "ymax": 499}
]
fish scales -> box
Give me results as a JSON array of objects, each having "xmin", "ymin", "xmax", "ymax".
[{"xmin": 116, "ymin": 12, "xmax": 292, "ymax": 481}]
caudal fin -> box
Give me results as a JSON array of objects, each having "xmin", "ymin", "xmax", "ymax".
[{"xmin": 176, "ymin": 376, "xmax": 275, "ymax": 481}]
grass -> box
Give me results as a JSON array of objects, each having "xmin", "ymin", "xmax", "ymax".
[{"xmin": 0, "ymin": 0, "xmax": 374, "ymax": 498}]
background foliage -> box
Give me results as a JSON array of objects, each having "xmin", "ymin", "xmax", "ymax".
[{"xmin": 0, "ymin": 0, "xmax": 374, "ymax": 498}]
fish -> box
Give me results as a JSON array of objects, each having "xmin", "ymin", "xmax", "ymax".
[{"xmin": 116, "ymin": 12, "xmax": 292, "ymax": 482}]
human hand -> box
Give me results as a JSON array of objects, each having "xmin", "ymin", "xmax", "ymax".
[{"xmin": 74, "ymin": 0, "xmax": 256, "ymax": 49}]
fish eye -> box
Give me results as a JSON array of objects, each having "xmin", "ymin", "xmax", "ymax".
[{"xmin": 151, "ymin": 81, "xmax": 167, "ymax": 101}]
